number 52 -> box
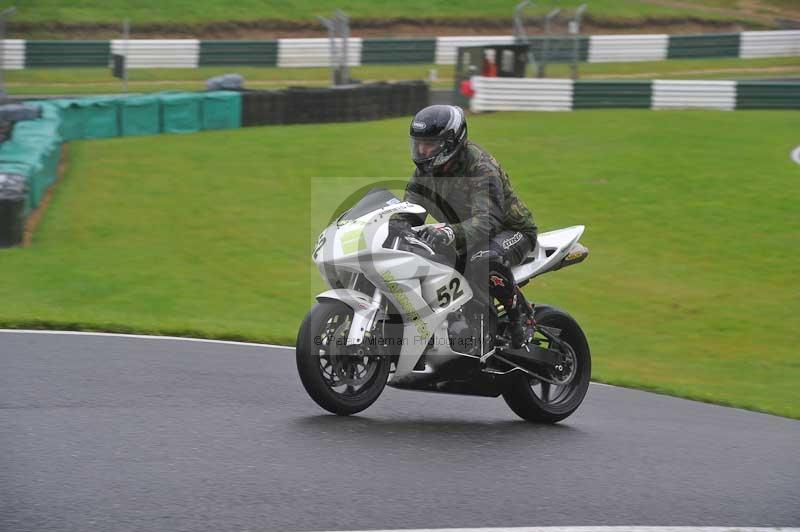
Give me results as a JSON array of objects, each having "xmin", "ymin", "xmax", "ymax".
[{"xmin": 436, "ymin": 278, "xmax": 464, "ymax": 308}]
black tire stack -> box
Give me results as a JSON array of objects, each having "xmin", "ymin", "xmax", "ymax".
[
  {"xmin": 240, "ymin": 81, "xmax": 429, "ymax": 127},
  {"xmin": 241, "ymin": 90, "xmax": 287, "ymax": 126},
  {"xmin": 0, "ymin": 173, "xmax": 27, "ymax": 247}
]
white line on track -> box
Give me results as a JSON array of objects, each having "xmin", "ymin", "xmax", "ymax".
[
  {"xmin": 0, "ymin": 329, "xmax": 294, "ymax": 350},
  {"xmin": 304, "ymin": 526, "xmax": 800, "ymax": 532}
]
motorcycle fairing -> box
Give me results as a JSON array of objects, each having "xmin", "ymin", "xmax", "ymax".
[
  {"xmin": 313, "ymin": 198, "xmax": 473, "ymax": 380},
  {"xmin": 512, "ymin": 225, "xmax": 585, "ymax": 284}
]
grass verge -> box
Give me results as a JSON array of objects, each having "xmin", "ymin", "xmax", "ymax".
[
  {"xmin": 7, "ymin": 57, "xmax": 800, "ymax": 96},
  {"xmin": 9, "ymin": 0, "xmax": 781, "ymax": 24},
  {"xmin": 0, "ymin": 110, "xmax": 798, "ymax": 419}
]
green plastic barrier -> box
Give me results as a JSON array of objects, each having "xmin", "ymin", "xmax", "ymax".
[
  {"xmin": 45, "ymin": 97, "xmax": 120, "ymax": 140},
  {"xmin": 120, "ymin": 94, "xmax": 161, "ymax": 137},
  {"xmin": 46, "ymin": 99, "xmax": 85, "ymax": 141},
  {"xmin": 81, "ymin": 96, "xmax": 120, "ymax": 139},
  {"xmin": 0, "ymin": 141, "xmax": 61, "ymax": 210},
  {"xmin": 0, "ymin": 103, "xmax": 63, "ymax": 210},
  {"xmin": 201, "ymin": 91, "xmax": 242, "ymax": 130},
  {"xmin": 160, "ymin": 93, "xmax": 202, "ymax": 134}
]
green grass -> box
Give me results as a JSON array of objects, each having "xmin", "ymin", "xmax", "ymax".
[
  {"xmin": 0, "ymin": 111, "xmax": 798, "ymax": 419},
  {"xmin": 8, "ymin": 0, "xmax": 771, "ymax": 24},
  {"xmin": 8, "ymin": 57, "xmax": 800, "ymax": 96}
]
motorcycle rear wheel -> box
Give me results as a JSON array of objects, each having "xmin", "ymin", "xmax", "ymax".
[
  {"xmin": 296, "ymin": 300, "xmax": 391, "ymax": 415},
  {"xmin": 502, "ymin": 306, "xmax": 591, "ymax": 423}
]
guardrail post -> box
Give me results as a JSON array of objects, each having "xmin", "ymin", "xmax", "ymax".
[
  {"xmin": 570, "ymin": 4, "xmax": 587, "ymax": 80},
  {"xmin": 513, "ymin": 1, "xmax": 539, "ymax": 78},
  {"xmin": 539, "ymin": 8, "xmax": 560, "ymax": 78}
]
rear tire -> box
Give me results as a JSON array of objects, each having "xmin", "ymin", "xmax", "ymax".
[
  {"xmin": 502, "ymin": 306, "xmax": 591, "ymax": 423},
  {"xmin": 296, "ymin": 300, "xmax": 391, "ymax": 416}
]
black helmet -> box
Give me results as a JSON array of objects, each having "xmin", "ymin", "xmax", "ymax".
[{"xmin": 409, "ymin": 105, "xmax": 467, "ymax": 175}]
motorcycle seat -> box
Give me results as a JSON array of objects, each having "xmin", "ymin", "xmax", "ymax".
[{"xmin": 511, "ymin": 225, "xmax": 586, "ymax": 284}]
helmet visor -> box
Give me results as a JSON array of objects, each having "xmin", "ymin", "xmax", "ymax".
[{"xmin": 410, "ymin": 137, "xmax": 447, "ymax": 164}]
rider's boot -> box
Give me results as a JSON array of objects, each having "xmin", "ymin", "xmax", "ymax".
[
  {"xmin": 504, "ymin": 289, "xmax": 526, "ymax": 349},
  {"xmin": 489, "ymin": 271, "xmax": 530, "ymax": 349}
]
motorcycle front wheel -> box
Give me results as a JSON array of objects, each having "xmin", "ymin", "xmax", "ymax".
[
  {"xmin": 296, "ymin": 300, "xmax": 391, "ymax": 415},
  {"xmin": 502, "ymin": 305, "xmax": 591, "ymax": 424}
]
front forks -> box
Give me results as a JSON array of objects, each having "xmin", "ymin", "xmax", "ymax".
[{"xmin": 345, "ymin": 286, "xmax": 384, "ymax": 346}]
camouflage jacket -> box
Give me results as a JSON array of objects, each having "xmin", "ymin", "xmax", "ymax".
[{"xmin": 401, "ymin": 141, "xmax": 537, "ymax": 252}]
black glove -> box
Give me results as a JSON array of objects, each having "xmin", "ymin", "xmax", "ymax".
[{"xmin": 419, "ymin": 225, "xmax": 456, "ymax": 251}]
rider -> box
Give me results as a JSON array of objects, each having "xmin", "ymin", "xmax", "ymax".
[{"xmin": 395, "ymin": 104, "xmax": 538, "ymax": 348}]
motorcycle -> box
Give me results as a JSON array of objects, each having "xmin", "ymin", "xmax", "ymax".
[{"xmin": 296, "ymin": 188, "xmax": 591, "ymax": 423}]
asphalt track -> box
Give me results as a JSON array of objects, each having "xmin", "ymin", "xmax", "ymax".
[{"xmin": 1, "ymin": 331, "xmax": 798, "ymax": 532}]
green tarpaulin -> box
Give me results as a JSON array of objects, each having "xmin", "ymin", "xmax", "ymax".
[
  {"xmin": 46, "ymin": 97, "xmax": 120, "ymax": 140},
  {"xmin": 160, "ymin": 93, "xmax": 202, "ymax": 134},
  {"xmin": 120, "ymin": 95, "xmax": 161, "ymax": 137},
  {"xmin": 202, "ymin": 91, "xmax": 242, "ymax": 130},
  {"xmin": 0, "ymin": 104, "xmax": 63, "ymax": 210}
]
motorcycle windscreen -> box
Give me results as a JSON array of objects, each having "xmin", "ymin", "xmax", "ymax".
[{"xmin": 336, "ymin": 188, "xmax": 403, "ymax": 224}]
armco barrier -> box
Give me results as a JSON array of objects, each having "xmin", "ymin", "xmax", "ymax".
[
  {"xmin": 667, "ymin": 33, "xmax": 740, "ymax": 59},
  {"xmin": 111, "ymin": 39, "xmax": 200, "ymax": 68},
  {"xmin": 573, "ymin": 81, "xmax": 652, "ymax": 109},
  {"xmin": 740, "ymin": 30, "xmax": 800, "ymax": 58},
  {"xmin": 652, "ymin": 80, "xmax": 737, "ymax": 110},
  {"xmin": 435, "ymin": 36, "xmax": 516, "ymax": 65},
  {"xmin": 736, "ymin": 81, "xmax": 800, "ymax": 109},
  {"xmin": 471, "ymin": 77, "xmax": 573, "ymax": 111},
  {"xmin": 588, "ymin": 34, "xmax": 668, "ymax": 63},
  {"xmin": 1, "ymin": 40, "xmax": 25, "ymax": 70},
  {"xmin": 11, "ymin": 31, "xmax": 799, "ymax": 69},
  {"xmin": 470, "ymin": 76, "xmax": 800, "ymax": 111},
  {"xmin": 361, "ymin": 39, "xmax": 437, "ymax": 65},
  {"xmin": 277, "ymin": 38, "xmax": 362, "ymax": 68},
  {"xmin": 199, "ymin": 40, "xmax": 279, "ymax": 67},
  {"xmin": 25, "ymin": 40, "xmax": 110, "ymax": 68}
]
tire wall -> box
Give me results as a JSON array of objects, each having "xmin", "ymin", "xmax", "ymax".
[{"xmin": 240, "ymin": 81, "xmax": 430, "ymax": 127}]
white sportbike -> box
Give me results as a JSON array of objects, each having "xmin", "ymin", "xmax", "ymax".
[{"xmin": 297, "ymin": 188, "xmax": 591, "ymax": 423}]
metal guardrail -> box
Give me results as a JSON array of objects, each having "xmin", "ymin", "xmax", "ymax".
[
  {"xmin": 277, "ymin": 38, "xmax": 362, "ymax": 68},
  {"xmin": 0, "ymin": 31, "xmax": 797, "ymax": 70},
  {"xmin": 470, "ymin": 76, "xmax": 800, "ymax": 111}
]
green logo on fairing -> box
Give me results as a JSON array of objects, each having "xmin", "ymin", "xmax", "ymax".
[
  {"xmin": 340, "ymin": 227, "xmax": 366, "ymax": 255},
  {"xmin": 381, "ymin": 271, "xmax": 431, "ymax": 340}
]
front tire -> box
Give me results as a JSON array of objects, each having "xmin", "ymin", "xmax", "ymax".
[
  {"xmin": 296, "ymin": 300, "xmax": 391, "ymax": 415},
  {"xmin": 502, "ymin": 306, "xmax": 591, "ymax": 423}
]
